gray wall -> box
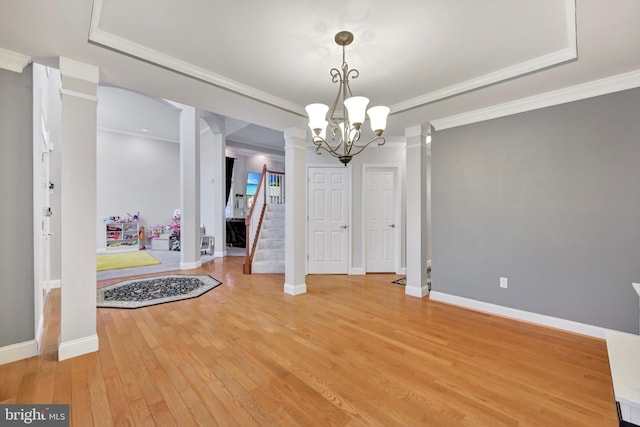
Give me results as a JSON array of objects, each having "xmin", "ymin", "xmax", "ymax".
[
  {"xmin": 0, "ymin": 66, "xmax": 35, "ymax": 346},
  {"xmin": 432, "ymin": 88, "xmax": 640, "ymax": 333}
]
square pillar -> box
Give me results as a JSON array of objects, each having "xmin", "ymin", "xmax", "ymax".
[
  {"xmin": 405, "ymin": 125, "xmax": 430, "ymax": 298},
  {"xmin": 179, "ymin": 106, "xmax": 201, "ymax": 269},
  {"xmin": 284, "ymin": 127, "xmax": 307, "ymax": 295},
  {"xmin": 58, "ymin": 57, "xmax": 99, "ymax": 360}
]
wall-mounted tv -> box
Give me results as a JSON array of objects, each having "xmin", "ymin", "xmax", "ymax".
[{"xmin": 245, "ymin": 172, "xmax": 261, "ymax": 196}]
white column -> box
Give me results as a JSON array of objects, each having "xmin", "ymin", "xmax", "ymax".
[
  {"xmin": 58, "ymin": 57, "xmax": 99, "ymax": 360},
  {"xmin": 405, "ymin": 125, "xmax": 430, "ymax": 298},
  {"xmin": 211, "ymin": 131, "xmax": 226, "ymax": 257},
  {"xmin": 179, "ymin": 106, "xmax": 201, "ymax": 269},
  {"xmin": 201, "ymin": 115, "xmax": 226, "ymax": 258},
  {"xmin": 284, "ymin": 127, "xmax": 307, "ymax": 295}
]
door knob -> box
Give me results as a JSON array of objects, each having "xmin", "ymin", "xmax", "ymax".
[
  {"xmin": 339, "ymin": 225, "xmax": 349, "ymax": 229},
  {"xmin": 388, "ymin": 224, "xmax": 396, "ymax": 228}
]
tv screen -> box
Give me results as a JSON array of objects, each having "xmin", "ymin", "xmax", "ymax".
[{"xmin": 245, "ymin": 172, "xmax": 261, "ymax": 196}]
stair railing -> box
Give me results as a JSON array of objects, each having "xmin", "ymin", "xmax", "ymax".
[{"xmin": 243, "ymin": 165, "xmax": 286, "ymax": 274}]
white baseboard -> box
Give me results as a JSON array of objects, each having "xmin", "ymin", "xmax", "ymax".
[
  {"xmin": 58, "ymin": 334, "xmax": 99, "ymax": 361},
  {"xmin": 96, "ymin": 248, "xmax": 107, "ymax": 254},
  {"xmin": 396, "ymin": 267, "xmax": 407, "ymax": 275},
  {"xmin": 350, "ymin": 267, "xmax": 365, "ymax": 275},
  {"xmin": 284, "ymin": 283, "xmax": 307, "ymax": 295},
  {"xmin": 405, "ymin": 284, "xmax": 430, "ymax": 298},
  {"xmin": 180, "ymin": 260, "xmax": 202, "ymax": 270},
  {"xmin": 429, "ymin": 291, "xmax": 609, "ymax": 339},
  {"xmin": 214, "ymin": 250, "xmax": 225, "ymax": 258},
  {"xmin": 49, "ymin": 279, "xmax": 61, "ymax": 289},
  {"xmin": 0, "ymin": 340, "xmax": 38, "ymax": 365},
  {"xmin": 35, "ymin": 315, "xmax": 44, "ymax": 351}
]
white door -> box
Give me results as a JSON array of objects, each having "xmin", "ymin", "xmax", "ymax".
[
  {"xmin": 365, "ymin": 167, "xmax": 397, "ymax": 272},
  {"xmin": 308, "ymin": 167, "xmax": 349, "ymax": 274}
]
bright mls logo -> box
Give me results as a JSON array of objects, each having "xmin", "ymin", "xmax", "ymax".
[{"xmin": 0, "ymin": 405, "xmax": 69, "ymax": 426}]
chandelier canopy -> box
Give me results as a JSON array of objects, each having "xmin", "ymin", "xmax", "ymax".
[{"xmin": 306, "ymin": 31, "xmax": 390, "ymax": 166}]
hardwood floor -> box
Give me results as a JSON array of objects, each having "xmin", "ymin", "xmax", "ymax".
[{"xmin": 1, "ymin": 256, "xmax": 618, "ymax": 426}]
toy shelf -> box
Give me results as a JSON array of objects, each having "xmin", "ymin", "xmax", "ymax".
[{"xmin": 105, "ymin": 222, "xmax": 139, "ymax": 252}]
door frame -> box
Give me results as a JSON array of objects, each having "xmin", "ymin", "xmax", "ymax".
[
  {"xmin": 361, "ymin": 163, "xmax": 402, "ymax": 274},
  {"xmin": 306, "ymin": 164, "xmax": 352, "ymax": 275}
]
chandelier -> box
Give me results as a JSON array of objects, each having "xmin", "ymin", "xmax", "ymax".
[{"xmin": 305, "ymin": 31, "xmax": 390, "ymax": 166}]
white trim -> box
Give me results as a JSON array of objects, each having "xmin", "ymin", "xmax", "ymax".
[
  {"xmin": 404, "ymin": 125, "xmax": 429, "ymax": 139},
  {"xmin": 214, "ymin": 250, "xmax": 225, "ymax": 258},
  {"xmin": 58, "ymin": 334, "xmax": 99, "ymax": 361},
  {"xmin": 49, "ymin": 279, "xmax": 61, "ymax": 289},
  {"xmin": 432, "ymin": 69, "xmax": 640, "ymax": 130},
  {"xmin": 350, "ymin": 267, "xmax": 365, "ymax": 275},
  {"xmin": 405, "ymin": 284, "xmax": 430, "ymax": 298},
  {"xmin": 0, "ymin": 47, "xmax": 31, "ymax": 73},
  {"xmin": 88, "ymin": 1, "xmax": 303, "ymax": 116},
  {"xmin": 396, "ymin": 267, "xmax": 406, "ymax": 275},
  {"xmin": 59, "ymin": 57, "xmax": 99, "ymax": 83},
  {"xmin": 0, "ymin": 340, "xmax": 38, "ymax": 365},
  {"xmin": 391, "ymin": 0, "xmax": 577, "ymax": 114},
  {"xmin": 406, "ymin": 140, "xmax": 428, "ymax": 150},
  {"xmin": 35, "ymin": 315, "xmax": 44, "ymax": 351},
  {"xmin": 97, "ymin": 126, "xmax": 179, "ymax": 144},
  {"xmin": 378, "ymin": 141, "xmax": 407, "ymax": 149},
  {"xmin": 60, "ymin": 88, "xmax": 99, "ymax": 102},
  {"xmin": 429, "ymin": 291, "xmax": 609, "ymax": 339},
  {"xmin": 284, "ymin": 283, "xmax": 307, "ymax": 295},
  {"xmin": 180, "ymin": 260, "xmax": 203, "ymax": 270}
]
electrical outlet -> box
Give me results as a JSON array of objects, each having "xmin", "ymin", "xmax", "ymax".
[{"xmin": 500, "ymin": 277, "xmax": 508, "ymax": 288}]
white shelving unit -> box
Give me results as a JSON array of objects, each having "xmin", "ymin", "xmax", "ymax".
[{"xmin": 105, "ymin": 222, "xmax": 139, "ymax": 252}]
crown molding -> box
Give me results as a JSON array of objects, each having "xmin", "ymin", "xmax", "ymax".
[
  {"xmin": 97, "ymin": 126, "xmax": 180, "ymax": 144},
  {"xmin": 59, "ymin": 57, "xmax": 99, "ymax": 83},
  {"xmin": 89, "ymin": 0, "xmax": 305, "ymax": 116},
  {"xmin": 431, "ymin": 69, "xmax": 640, "ymax": 131},
  {"xmin": 391, "ymin": 0, "xmax": 577, "ymax": 114},
  {"xmin": 0, "ymin": 47, "xmax": 31, "ymax": 73},
  {"xmin": 89, "ymin": 0, "xmax": 577, "ymax": 120}
]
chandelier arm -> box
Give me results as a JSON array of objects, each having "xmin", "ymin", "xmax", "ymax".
[
  {"xmin": 345, "ymin": 69, "xmax": 359, "ymax": 98},
  {"xmin": 315, "ymin": 141, "xmax": 346, "ymax": 158},
  {"xmin": 329, "ymin": 67, "xmax": 341, "ymax": 84},
  {"xmin": 313, "ymin": 135, "xmax": 343, "ymax": 153},
  {"xmin": 346, "ymin": 136, "xmax": 387, "ymax": 157}
]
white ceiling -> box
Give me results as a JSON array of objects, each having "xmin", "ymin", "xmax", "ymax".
[
  {"xmin": 97, "ymin": 84, "xmax": 286, "ymax": 155},
  {"xmin": 1, "ymin": 0, "xmax": 639, "ymax": 143}
]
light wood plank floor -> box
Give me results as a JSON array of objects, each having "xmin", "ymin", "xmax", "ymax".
[{"xmin": 1, "ymin": 256, "xmax": 618, "ymax": 426}]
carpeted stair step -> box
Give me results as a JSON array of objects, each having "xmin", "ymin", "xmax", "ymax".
[
  {"xmin": 257, "ymin": 238, "xmax": 284, "ymax": 250},
  {"xmin": 262, "ymin": 219, "xmax": 285, "ymax": 229},
  {"xmin": 252, "ymin": 260, "xmax": 285, "ymax": 274},
  {"xmin": 259, "ymin": 228, "xmax": 282, "ymax": 239},
  {"xmin": 253, "ymin": 249, "xmax": 285, "ymax": 262},
  {"xmin": 264, "ymin": 210, "xmax": 285, "ymax": 220}
]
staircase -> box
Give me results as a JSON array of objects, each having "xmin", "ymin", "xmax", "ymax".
[{"xmin": 251, "ymin": 204, "xmax": 285, "ymax": 273}]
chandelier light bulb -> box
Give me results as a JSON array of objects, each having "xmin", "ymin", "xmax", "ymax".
[
  {"xmin": 344, "ymin": 96, "xmax": 369, "ymax": 129},
  {"xmin": 305, "ymin": 103, "xmax": 329, "ymax": 133},
  {"xmin": 367, "ymin": 106, "xmax": 390, "ymax": 135}
]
